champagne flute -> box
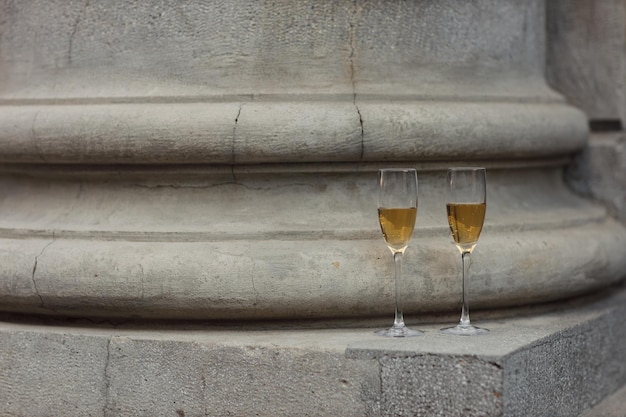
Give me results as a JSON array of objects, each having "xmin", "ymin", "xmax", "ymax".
[
  {"xmin": 376, "ymin": 168, "xmax": 423, "ymax": 337},
  {"xmin": 441, "ymin": 167, "xmax": 488, "ymax": 336}
]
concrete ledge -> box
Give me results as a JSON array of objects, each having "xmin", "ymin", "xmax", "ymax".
[{"xmin": 1, "ymin": 284, "xmax": 625, "ymax": 416}]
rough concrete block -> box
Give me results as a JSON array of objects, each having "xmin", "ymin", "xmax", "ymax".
[
  {"xmin": 201, "ymin": 345, "xmax": 381, "ymax": 416},
  {"xmin": 105, "ymin": 337, "xmax": 208, "ymax": 417},
  {"xmin": 580, "ymin": 384, "xmax": 626, "ymax": 417},
  {"xmin": 379, "ymin": 355, "xmax": 502, "ymax": 417},
  {"xmin": 347, "ymin": 286, "xmax": 626, "ymax": 416},
  {"xmin": 0, "ymin": 279, "xmax": 625, "ymax": 417},
  {"xmin": 105, "ymin": 336, "xmax": 381, "ymax": 417},
  {"xmin": 0, "ymin": 330, "xmax": 108, "ymax": 416},
  {"xmin": 503, "ymin": 305, "xmax": 626, "ymax": 417}
]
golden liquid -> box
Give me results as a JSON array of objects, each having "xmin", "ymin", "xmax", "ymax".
[
  {"xmin": 446, "ymin": 203, "xmax": 486, "ymax": 247},
  {"xmin": 378, "ymin": 207, "xmax": 417, "ymax": 249}
]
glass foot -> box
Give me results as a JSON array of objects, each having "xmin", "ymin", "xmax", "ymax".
[
  {"xmin": 375, "ymin": 324, "xmax": 423, "ymax": 337},
  {"xmin": 440, "ymin": 324, "xmax": 489, "ymax": 336}
]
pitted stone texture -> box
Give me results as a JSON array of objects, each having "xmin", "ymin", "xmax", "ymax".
[
  {"xmin": 105, "ymin": 336, "xmax": 381, "ymax": 417},
  {"xmin": 0, "ymin": 330, "xmax": 108, "ymax": 416},
  {"xmin": 1, "ymin": 286, "xmax": 625, "ymax": 417},
  {"xmin": 1, "ymin": 0, "xmax": 551, "ymax": 99},
  {"xmin": 503, "ymin": 304, "xmax": 626, "ymax": 417},
  {"xmin": 379, "ymin": 355, "xmax": 502, "ymax": 417},
  {"xmin": 346, "ymin": 286, "xmax": 626, "ymax": 417},
  {"xmin": 105, "ymin": 337, "xmax": 208, "ymax": 416},
  {"xmin": 580, "ymin": 384, "xmax": 626, "ymax": 417}
]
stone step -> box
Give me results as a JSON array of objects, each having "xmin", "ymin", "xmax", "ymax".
[
  {"xmin": 1, "ymin": 284, "xmax": 625, "ymax": 417},
  {"xmin": 580, "ymin": 384, "xmax": 626, "ymax": 417}
]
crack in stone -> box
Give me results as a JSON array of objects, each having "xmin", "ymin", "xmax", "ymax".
[
  {"xmin": 487, "ymin": 360, "xmax": 504, "ymax": 370},
  {"xmin": 31, "ymin": 234, "xmax": 56, "ymax": 307},
  {"xmin": 349, "ymin": 0, "xmax": 365, "ymax": 160},
  {"xmin": 355, "ymin": 103, "xmax": 364, "ymax": 160},
  {"xmin": 232, "ymin": 103, "xmax": 245, "ymax": 184},
  {"xmin": 68, "ymin": 0, "xmax": 90, "ymax": 65}
]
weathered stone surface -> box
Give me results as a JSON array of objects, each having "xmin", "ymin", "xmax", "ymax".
[
  {"xmin": 0, "ymin": 166, "xmax": 624, "ymax": 320},
  {"xmin": 1, "ymin": 0, "xmax": 622, "ymax": 321},
  {"xmin": 0, "ymin": 0, "xmax": 623, "ymax": 328},
  {"xmin": 547, "ymin": 0, "xmax": 626, "ymax": 123},
  {"xmin": 581, "ymin": 384, "xmax": 626, "ymax": 417},
  {"xmin": 0, "ymin": 0, "xmax": 551, "ymax": 99},
  {"xmin": 0, "ymin": 329, "xmax": 109, "ymax": 416},
  {"xmin": 359, "ymin": 102, "xmax": 586, "ymax": 161},
  {"xmin": 0, "ymin": 100, "xmax": 587, "ymax": 164},
  {"xmin": 0, "ymin": 103, "xmax": 240, "ymax": 164},
  {"xmin": 1, "ymin": 284, "xmax": 625, "ymax": 416},
  {"xmin": 0, "ymin": 0, "xmax": 624, "ymax": 415},
  {"xmin": 0, "ymin": 0, "xmax": 586, "ymax": 165},
  {"xmin": 567, "ymin": 133, "xmax": 626, "ymax": 224},
  {"xmin": 503, "ymin": 308, "xmax": 626, "ymax": 417},
  {"xmin": 379, "ymin": 355, "xmax": 503, "ymax": 417},
  {"xmin": 346, "ymin": 286, "xmax": 626, "ymax": 416},
  {"xmin": 106, "ymin": 337, "xmax": 380, "ymax": 416}
]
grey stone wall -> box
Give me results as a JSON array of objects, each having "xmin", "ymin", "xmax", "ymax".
[{"xmin": 547, "ymin": 0, "xmax": 626, "ymax": 224}]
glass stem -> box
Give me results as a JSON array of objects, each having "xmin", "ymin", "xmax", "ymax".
[
  {"xmin": 460, "ymin": 251, "xmax": 471, "ymax": 326},
  {"xmin": 393, "ymin": 250, "xmax": 406, "ymax": 328}
]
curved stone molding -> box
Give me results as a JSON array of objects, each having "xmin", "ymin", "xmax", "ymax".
[
  {"xmin": 0, "ymin": 101, "xmax": 586, "ymax": 164},
  {"xmin": 0, "ymin": 165, "xmax": 624, "ymax": 320}
]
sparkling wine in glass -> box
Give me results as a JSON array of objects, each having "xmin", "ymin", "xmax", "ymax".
[
  {"xmin": 441, "ymin": 167, "xmax": 489, "ymax": 336},
  {"xmin": 376, "ymin": 168, "xmax": 423, "ymax": 337}
]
